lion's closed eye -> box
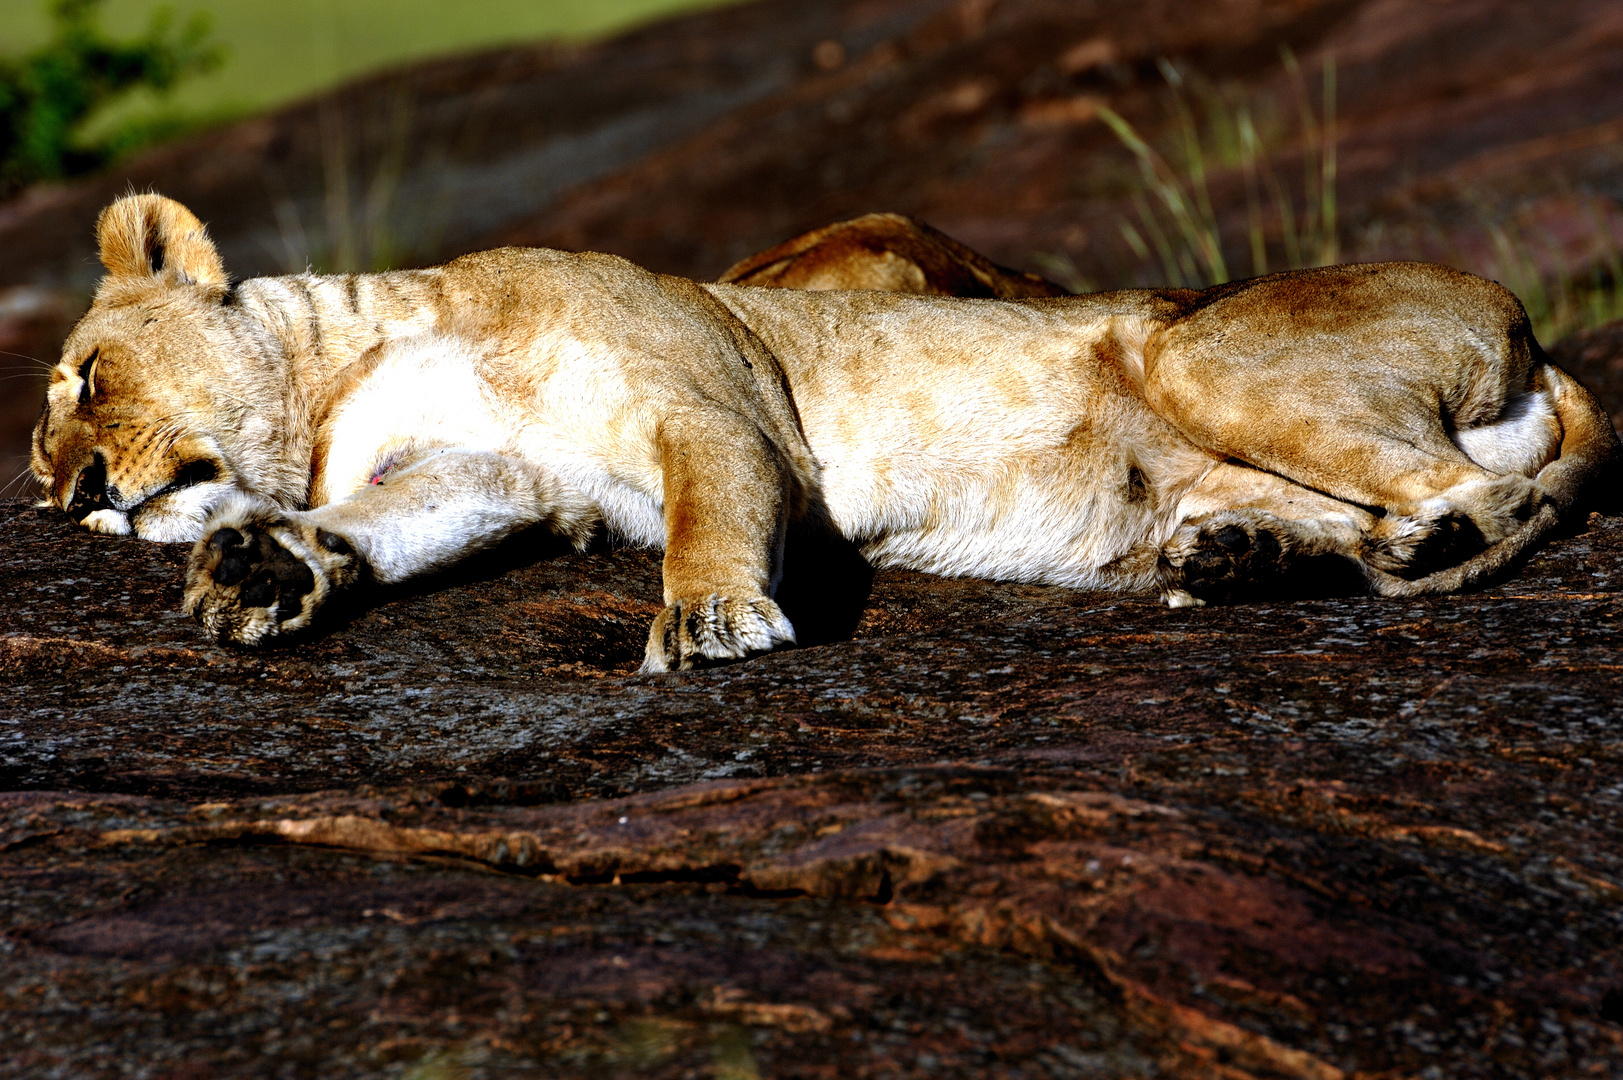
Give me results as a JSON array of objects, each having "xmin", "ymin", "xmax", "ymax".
[{"xmin": 76, "ymin": 349, "xmax": 99, "ymax": 405}]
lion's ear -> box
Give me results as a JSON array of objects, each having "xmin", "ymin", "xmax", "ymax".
[{"xmin": 96, "ymin": 194, "xmax": 227, "ymax": 290}]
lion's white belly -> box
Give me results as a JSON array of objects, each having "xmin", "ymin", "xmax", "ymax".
[
  {"xmin": 320, "ymin": 337, "xmax": 507, "ymax": 492},
  {"xmin": 799, "ymin": 384, "xmax": 1195, "ymax": 589},
  {"xmin": 811, "ymin": 433, "xmax": 1171, "ymax": 589},
  {"xmin": 846, "ymin": 471, "xmax": 1155, "ymax": 587},
  {"xmin": 319, "ymin": 334, "xmax": 668, "ymax": 546}
]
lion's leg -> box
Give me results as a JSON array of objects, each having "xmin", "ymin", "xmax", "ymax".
[
  {"xmin": 1152, "ymin": 376, "xmax": 1546, "ymax": 585},
  {"xmin": 641, "ymin": 407, "xmax": 799, "ymax": 673},
  {"xmin": 185, "ymin": 450, "xmax": 573, "ymax": 645},
  {"xmin": 1157, "ymin": 462, "xmax": 1379, "ymax": 606},
  {"xmin": 1143, "ymin": 269, "xmax": 1556, "ymax": 585},
  {"xmin": 1146, "ymin": 340, "xmax": 1533, "ymax": 515}
]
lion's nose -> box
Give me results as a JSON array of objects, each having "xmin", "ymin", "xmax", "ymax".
[{"xmin": 66, "ymin": 454, "xmax": 112, "ymax": 522}]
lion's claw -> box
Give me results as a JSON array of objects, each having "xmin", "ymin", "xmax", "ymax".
[{"xmin": 640, "ymin": 594, "xmax": 796, "ymax": 672}]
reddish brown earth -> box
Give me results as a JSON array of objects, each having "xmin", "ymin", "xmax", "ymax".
[
  {"xmin": 6, "ymin": 494, "xmax": 1623, "ymax": 1078},
  {"xmin": 5, "ymin": 1, "xmax": 1623, "ymax": 1076}
]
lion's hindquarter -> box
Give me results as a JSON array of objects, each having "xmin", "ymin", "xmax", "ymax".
[
  {"xmin": 708, "ymin": 286, "xmax": 1219, "ymax": 588},
  {"xmin": 1140, "ymin": 262, "xmax": 1566, "ymax": 508}
]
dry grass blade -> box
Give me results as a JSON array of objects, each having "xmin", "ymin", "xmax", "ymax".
[{"xmin": 1100, "ymin": 53, "xmax": 1340, "ymax": 288}]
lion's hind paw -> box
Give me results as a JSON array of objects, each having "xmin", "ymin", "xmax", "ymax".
[
  {"xmin": 185, "ymin": 508, "xmax": 360, "ymax": 645},
  {"xmin": 1362, "ymin": 476, "xmax": 1544, "ymax": 579},
  {"xmin": 640, "ymin": 594, "xmax": 796, "ymax": 673},
  {"xmin": 1157, "ymin": 512, "xmax": 1292, "ymax": 606}
]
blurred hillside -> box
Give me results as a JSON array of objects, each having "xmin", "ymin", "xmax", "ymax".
[
  {"xmin": 3, "ymin": 0, "xmax": 1623, "ymax": 493},
  {"xmin": 0, "ymin": 0, "xmax": 746, "ymax": 138}
]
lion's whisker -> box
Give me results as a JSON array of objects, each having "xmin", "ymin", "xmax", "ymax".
[
  {"xmin": 0, "ymin": 350, "xmax": 56, "ymax": 369},
  {"xmin": 0, "ymin": 464, "xmax": 41, "ymax": 497}
]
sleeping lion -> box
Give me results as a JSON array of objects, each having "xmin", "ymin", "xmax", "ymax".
[{"xmin": 31, "ymin": 194, "xmax": 1619, "ymax": 670}]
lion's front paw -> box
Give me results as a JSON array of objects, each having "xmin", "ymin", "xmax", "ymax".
[
  {"xmin": 1157, "ymin": 513, "xmax": 1290, "ymax": 606},
  {"xmin": 640, "ymin": 594, "xmax": 796, "ymax": 673},
  {"xmin": 185, "ymin": 512, "xmax": 361, "ymax": 645}
]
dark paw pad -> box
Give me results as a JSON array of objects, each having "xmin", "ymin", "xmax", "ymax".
[
  {"xmin": 1402, "ymin": 512, "xmax": 1487, "ymax": 579},
  {"xmin": 204, "ymin": 527, "xmax": 317, "ymax": 624},
  {"xmin": 316, "ymin": 529, "xmax": 353, "ymax": 555},
  {"xmin": 208, "ymin": 527, "xmax": 243, "ymax": 552},
  {"xmin": 1169, "ymin": 521, "xmax": 1289, "ymax": 603},
  {"xmin": 1207, "ymin": 524, "xmax": 1251, "ymax": 554}
]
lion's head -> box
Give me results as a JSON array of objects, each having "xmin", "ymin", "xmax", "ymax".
[{"xmin": 32, "ymin": 194, "xmax": 303, "ymax": 542}]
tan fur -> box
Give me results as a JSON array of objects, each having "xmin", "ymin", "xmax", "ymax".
[
  {"xmin": 32, "ymin": 195, "xmax": 1621, "ymax": 669},
  {"xmin": 96, "ymin": 195, "xmax": 226, "ymax": 290},
  {"xmin": 718, "ymin": 212, "xmax": 1069, "ymax": 298}
]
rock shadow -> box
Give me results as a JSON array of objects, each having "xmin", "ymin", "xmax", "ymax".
[{"xmin": 774, "ymin": 520, "xmax": 875, "ymax": 649}]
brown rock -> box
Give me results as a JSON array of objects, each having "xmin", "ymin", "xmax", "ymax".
[
  {"xmin": 6, "ymin": 0, "xmax": 1623, "ymax": 1073},
  {"xmin": 4, "ymin": 494, "xmax": 1623, "ymax": 1076}
]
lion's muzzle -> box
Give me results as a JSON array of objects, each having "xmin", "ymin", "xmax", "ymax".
[{"xmin": 64, "ymin": 454, "xmax": 113, "ymax": 523}]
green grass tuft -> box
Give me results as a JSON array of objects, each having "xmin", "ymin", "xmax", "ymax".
[{"xmin": 1097, "ymin": 51, "xmax": 1339, "ymax": 288}]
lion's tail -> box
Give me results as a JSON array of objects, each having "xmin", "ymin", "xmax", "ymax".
[
  {"xmin": 1531, "ymin": 358, "xmax": 1622, "ymax": 515},
  {"xmin": 1366, "ymin": 357, "xmax": 1620, "ymax": 598}
]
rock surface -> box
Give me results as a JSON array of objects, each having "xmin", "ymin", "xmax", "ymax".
[
  {"xmin": 5, "ymin": 489, "xmax": 1623, "ymax": 1077},
  {"xmin": 5, "ymin": 0, "xmax": 1623, "ymax": 1074}
]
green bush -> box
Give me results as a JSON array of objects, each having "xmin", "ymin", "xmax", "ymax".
[{"xmin": 0, "ymin": 0, "xmax": 220, "ymax": 198}]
